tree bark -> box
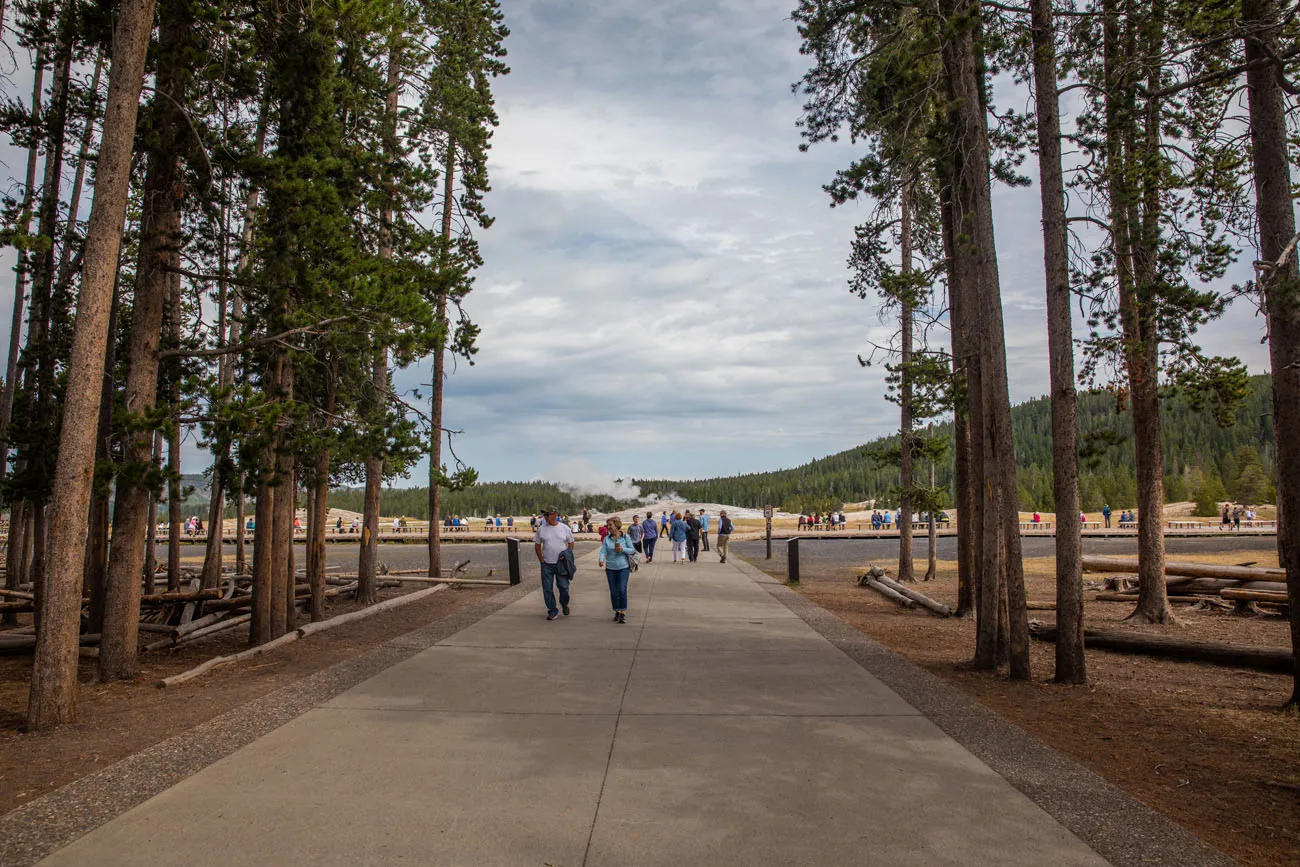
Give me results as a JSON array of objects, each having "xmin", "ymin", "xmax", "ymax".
[
  {"xmin": 271, "ymin": 355, "xmax": 294, "ymax": 635},
  {"xmin": 144, "ymin": 430, "xmax": 162, "ymax": 595},
  {"xmin": 0, "ymin": 56, "xmax": 45, "ymax": 471},
  {"xmin": 1242, "ymin": 0, "xmax": 1300, "ymax": 707},
  {"xmin": 252, "ymin": 453, "xmax": 276, "ymax": 645},
  {"xmin": 309, "ymin": 356, "xmax": 338, "ymax": 621},
  {"xmin": 897, "ymin": 184, "xmax": 916, "ymax": 584},
  {"xmin": 83, "ymin": 276, "xmax": 119, "ymax": 635},
  {"xmin": 1030, "ymin": 0, "xmax": 1085, "ymax": 684},
  {"xmin": 100, "ymin": 0, "xmax": 196, "ymax": 680},
  {"xmin": 941, "ymin": 168, "xmax": 975, "ymax": 617},
  {"xmin": 1105, "ymin": 0, "xmax": 1172, "ymax": 625},
  {"xmin": 358, "ymin": 444, "xmax": 382, "ymax": 606},
  {"xmin": 428, "ymin": 137, "xmax": 457, "ymax": 579},
  {"xmin": 942, "ymin": 0, "xmax": 1028, "ymax": 676},
  {"xmin": 28, "ymin": 0, "xmax": 159, "ymax": 728}
]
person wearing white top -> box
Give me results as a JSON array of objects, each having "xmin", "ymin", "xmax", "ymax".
[{"xmin": 534, "ymin": 506, "xmax": 576, "ymax": 620}]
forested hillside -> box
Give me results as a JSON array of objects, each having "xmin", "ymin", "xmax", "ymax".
[
  {"xmin": 291, "ymin": 375, "xmax": 1277, "ymax": 518},
  {"xmin": 636, "ymin": 375, "xmax": 1277, "ymax": 513}
]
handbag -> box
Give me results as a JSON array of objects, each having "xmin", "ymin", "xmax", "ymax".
[{"xmin": 615, "ymin": 537, "xmax": 640, "ymax": 571}]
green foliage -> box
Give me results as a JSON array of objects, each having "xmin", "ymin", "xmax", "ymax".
[{"xmin": 639, "ymin": 375, "xmax": 1279, "ymax": 512}]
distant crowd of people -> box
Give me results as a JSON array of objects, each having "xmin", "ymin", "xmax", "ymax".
[{"xmin": 799, "ymin": 511, "xmax": 848, "ymax": 530}]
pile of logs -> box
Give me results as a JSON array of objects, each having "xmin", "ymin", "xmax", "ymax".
[
  {"xmin": 1083, "ymin": 556, "xmax": 1289, "ymax": 614},
  {"xmin": 0, "ymin": 558, "xmax": 503, "ymax": 657},
  {"xmin": 858, "ymin": 565, "xmax": 953, "ymax": 617}
]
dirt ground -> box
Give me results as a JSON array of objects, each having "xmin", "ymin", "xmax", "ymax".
[
  {"xmin": 0, "ymin": 542, "xmax": 531, "ymax": 818},
  {"xmin": 736, "ymin": 541, "xmax": 1299, "ymax": 867}
]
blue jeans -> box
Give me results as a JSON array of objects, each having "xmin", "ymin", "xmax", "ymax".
[
  {"xmin": 642, "ymin": 537, "xmax": 657, "ymax": 560},
  {"xmin": 605, "ymin": 567, "xmax": 630, "ymax": 611},
  {"xmin": 540, "ymin": 562, "xmax": 571, "ymax": 615}
]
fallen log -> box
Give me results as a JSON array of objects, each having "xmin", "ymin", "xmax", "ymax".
[
  {"xmin": 1029, "ymin": 623, "xmax": 1293, "ymax": 673},
  {"xmin": 1026, "ymin": 601, "xmax": 1057, "ymax": 610},
  {"xmin": 1093, "ymin": 592, "xmax": 1213, "ymax": 604},
  {"xmin": 140, "ymin": 588, "xmax": 222, "ymax": 605},
  {"xmin": 388, "ymin": 574, "xmax": 507, "ymax": 586},
  {"xmin": 1220, "ymin": 588, "xmax": 1290, "ymax": 605},
  {"xmin": 863, "ymin": 578, "xmax": 915, "ymax": 610},
  {"xmin": 874, "ymin": 574, "xmax": 952, "ymax": 616},
  {"xmin": 1081, "ymin": 556, "xmax": 1285, "ymax": 582},
  {"xmin": 160, "ymin": 584, "xmax": 448, "ymax": 688},
  {"xmin": 0, "ymin": 588, "xmax": 34, "ymax": 600}
]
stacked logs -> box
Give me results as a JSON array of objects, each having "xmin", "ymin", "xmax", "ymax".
[
  {"xmin": 858, "ymin": 565, "xmax": 953, "ymax": 617},
  {"xmin": 1083, "ymin": 556, "xmax": 1288, "ymax": 613}
]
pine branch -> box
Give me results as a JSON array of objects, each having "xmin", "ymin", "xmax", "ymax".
[{"xmin": 157, "ymin": 317, "xmax": 354, "ymax": 360}]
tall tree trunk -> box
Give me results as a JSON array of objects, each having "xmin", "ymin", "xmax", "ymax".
[
  {"xmin": 1030, "ymin": 0, "xmax": 1085, "ymax": 683},
  {"xmin": 252, "ymin": 455, "xmax": 275, "ymax": 645},
  {"xmin": 1106, "ymin": 0, "xmax": 1171, "ymax": 624},
  {"xmin": 166, "ymin": 268, "xmax": 183, "ymax": 592},
  {"xmin": 941, "ymin": 166, "xmax": 976, "ymax": 617},
  {"xmin": 144, "ymin": 431, "xmax": 162, "ymax": 594},
  {"xmin": 273, "ymin": 362, "xmax": 295, "ymax": 634},
  {"xmin": 1243, "ymin": 0, "xmax": 1300, "ymax": 707},
  {"xmin": 428, "ymin": 137, "xmax": 457, "ymax": 579},
  {"xmin": 53, "ymin": 49, "xmax": 105, "ymax": 296},
  {"xmin": 28, "ymin": 0, "xmax": 159, "ymax": 729},
  {"xmin": 83, "ymin": 276, "xmax": 119, "ymax": 635},
  {"xmin": 234, "ymin": 475, "xmax": 246, "ymax": 575},
  {"xmin": 925, "ymin": 425, "xmax": 938, "ymax": 582},
  {"xmin": 359, "ymin": 41, "xmax": 401, "ymax": 604},
  {"xmin": 897, "ymin": 184, "xmax": 916, "ymax": 583},
  {"xmin": 0, "ymin": 56, "xmax": 45, "ymax": 471},
  {"xmin": 310, "ymin": 356, "xmax": 338, "ymax": 621},
  {"xmin": 942, "ymin": 0, "xmax": 1028, "ymax": 675},
  {"xmin": 99, "ymin": 0, "xmax": 196, "ymax": 680},
  {"xmin": 359, "ymin": 433, "xmax": 382, "ymax": 604},
  {"xmin": 19, "ymin": 9, "xmax": 77, "ymax": 598}
]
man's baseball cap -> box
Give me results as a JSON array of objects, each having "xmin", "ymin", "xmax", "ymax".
[{"xmin": 541, "ymin": 505, "xmax": 558, "ymax": 515}]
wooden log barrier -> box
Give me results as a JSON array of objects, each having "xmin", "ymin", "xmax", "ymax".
[{"xmin": 1029, "ymin": 623, "xmax": 1293, "ymax": 673}]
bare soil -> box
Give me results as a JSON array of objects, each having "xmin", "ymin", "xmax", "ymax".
[{"xmin": 738, "ymin": 542, "xmax": 1299, "ymax": 867}]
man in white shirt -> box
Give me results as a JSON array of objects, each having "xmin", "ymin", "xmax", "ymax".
[{"xmin": 533, "ymin": 506, "xmax": 576, "ymax": 620}]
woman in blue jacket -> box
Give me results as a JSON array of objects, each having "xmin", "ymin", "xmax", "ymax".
[
  {"xmin": 640, "ymin": 514, "xmax": 659, "ymax": 562},
  {"xmin": 669, "ymin": 511, "xmax": 688, "ymax": 563},
  {"xmin": 599, "ymin": 517, "xmax": 635, "ymax": 623}
]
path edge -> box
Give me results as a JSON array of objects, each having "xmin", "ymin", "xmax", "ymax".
[
  {"xmin": 730, "ymin": 555, "xmax": 1237, "ymax": 867},
  {"xmin": 0, "ymin": 581, "xmax": 533, "ymax": 867}
]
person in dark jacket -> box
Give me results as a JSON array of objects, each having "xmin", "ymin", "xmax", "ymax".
[
  {"xmin": 684, "ymin": 510, "xmax": 701, "ymax": 563},
  {"xmin": 716, "ymin": 510, "xmax": 734, "ymax": 563}
]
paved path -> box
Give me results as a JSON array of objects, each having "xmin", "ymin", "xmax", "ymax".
[{"xmin": 40, "ymin": 550, "xmax": 1115, "ymax": 866}]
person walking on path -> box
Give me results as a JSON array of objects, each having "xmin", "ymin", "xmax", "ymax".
[
  {"xmin": 640, "ymin": 514, "xmax": 659, "ymax": 562},
  {"xmin": 533, "ymin": 506, "xmax": 576, "ymax": 620},
  {"xmin": 698, "ymin": 509, "xmax": 711, "ymax": 551},
  {"xmin": 716, "ymin": 510, "xmax": 734, "ymax": 563},
  {"xmin": 669, "ymin": 511, "xmax": 688, "ymax": 563},
  {"xmin": 1102, "ymin": 504, "xmax": 1112, "ymax": 528},
  {"xmin": 627, "ymin": 514, "xmax": 644, "ymax": 554},
  {"xmin": 684, "ymin": 510, "xmax": 701, "ymax": 563},
  {"xmin": 599, "ymin": 517, "xmax": 635, "ymax": 623},
  {"xmin": 660, "ymin": 510, "xmax": 670, "ymax": 538}
]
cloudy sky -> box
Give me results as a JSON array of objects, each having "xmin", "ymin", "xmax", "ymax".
[
  {"xmin": 0, "ymin": 1, "xmax": 1276, "ymax": 491},
  {"xmin": 399, "ymin": 0, "xmax": 1270, "ymax": 487}
]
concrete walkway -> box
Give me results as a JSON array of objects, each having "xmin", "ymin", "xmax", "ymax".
[{"xmin": 39, "ymin": 551, "xmax": 1116, "ymax": 866}]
